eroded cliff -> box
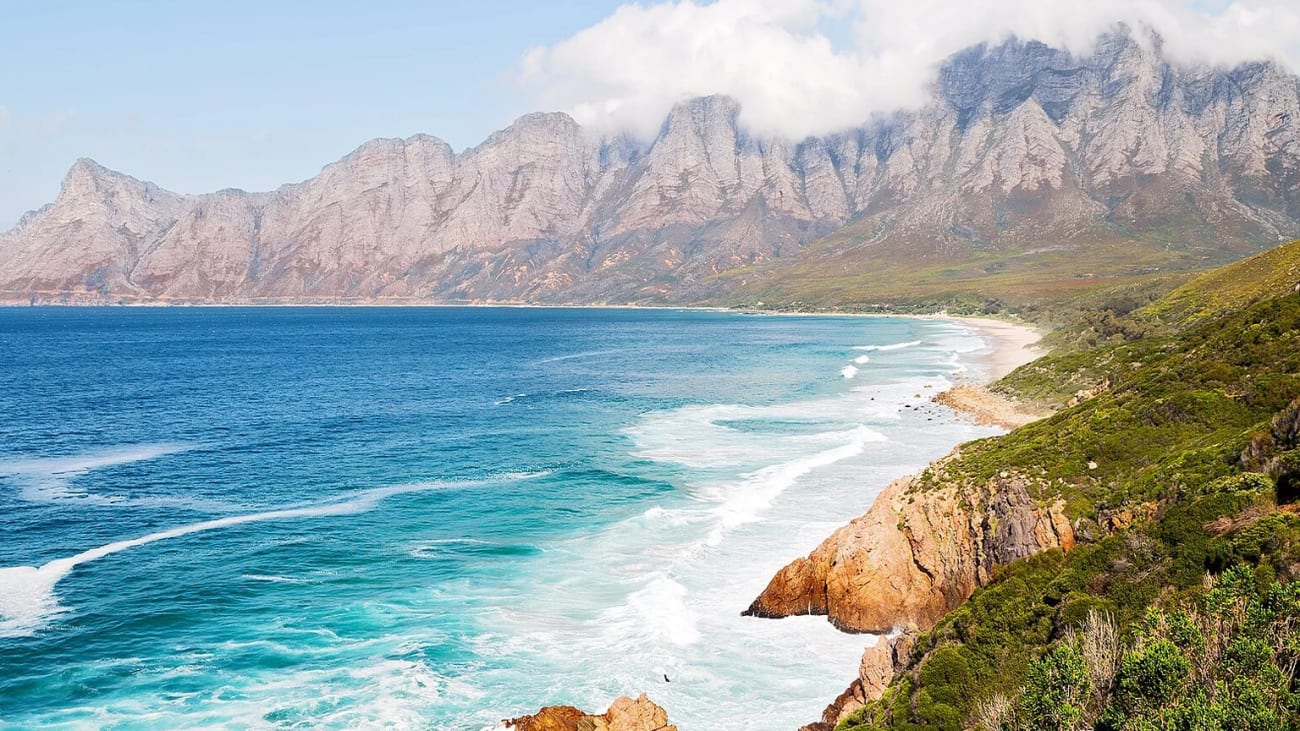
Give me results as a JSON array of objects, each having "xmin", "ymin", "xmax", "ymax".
[{"xmin": 744, "ymin": 455, "xmax": 1076, "ymax": 633}]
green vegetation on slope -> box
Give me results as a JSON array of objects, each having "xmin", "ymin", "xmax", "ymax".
[
  {"xmin": 722, "ymin": 241, "xmax": 1191, "ymax": 319},
  {"xmin": 1138, "ymin": 239, "xmax": 1300, "ymax": 330},
  {"xmin": 839, "ymin": 241, "xmax": 1300, "ymax": 731},
  {"xmin": 987, "ymin": 567, "xmax": 1300, "ymax": 731},
  {"xmin": 715, "ymin": 208, "xmax": 1276, "ymax": 318}
]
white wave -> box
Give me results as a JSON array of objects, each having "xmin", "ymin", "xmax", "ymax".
[
  {"xmin": 408, "ymin": 538, "xmax": 496, "ymax": 559},
  {"xmin": 66, "ymin": 656, "xmax": 476, "ymax": 731},
  {"xmin": 704, "ymin": 425, "xmax": 884, "ymax": 545},
  {"xmin": 0, "ymin": 479, "xmax": 485, "ymax": 638},
  {"xmin": 627, "ymin": 403, "xmax": 773, "ymax": 468},
  {"xmin": 497, "ymin": 390, "xmax": 588, "ymax": 405},
  {"xmin": 783, "ymin": 425, "xmax": 884, "ymax": 445},
  {"xmin": 499, "ymin": 470, "xmax": 552, "ymax": 481},
  {"xmin": 242, "ymin": 574, "xmax": 309, "ymax": 584},
  {"xmin": 625, "ymin": 576, "xmax": 700, "ymax": 646},
  {"xmin": 854, "ymin": 354, "xmax": 871, "ymax": 364},
  {"xmin": 628, "ymin": 387, "xmax": 903, "ymax": 470},
  {"xmin": 0, "ymin": 443, "xmax": 194, "ymax": 503},
  {"xmin": 852, "ymin": 339, "xmax": 923, "ymax": 352},
  {"xmin": 642, "ymin": 505, "xmax": 693, "ymax": 526},
  {"xmin": 840, "ymin": 365, "xmax": 859, "ymax": 379},
  {"xmin": 535, "ymin": 349, "xmax": 622, "ymax": 364}
]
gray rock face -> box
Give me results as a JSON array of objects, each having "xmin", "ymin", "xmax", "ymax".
[{"xmin": 3, "ymin": 30, "xmax": 1299, "ymax": 304}]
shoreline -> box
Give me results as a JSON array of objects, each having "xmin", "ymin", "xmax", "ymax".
[
  {"xmin": 1, "ymin": 299, "xmax": 1052, "ymax": 428},
  {"xmin": 947, "ymin": 315, "xmax": 1047, "ymax": 381},
  {"xmin": 934, "ymin": 316, "xmax": 1052, "ymax": 429},
  {"xmin": 0, "ymin": 297, "xmax": 1047, "ymax": 331}
]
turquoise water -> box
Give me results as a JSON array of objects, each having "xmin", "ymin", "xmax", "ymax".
[{"xmin": 0, "ymin": 307, "xmax": 1000, "ymax": 730}]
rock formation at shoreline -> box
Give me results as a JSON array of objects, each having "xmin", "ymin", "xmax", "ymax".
[
  {"xmin": 505, "ymin": 694, "xmax": 675, "ymax": 731},
  {"xmin": 745, "ymin": 452, "xmax": 1076, "ymax": 729},
  {"xmin": 744, "ymin": 454, "xmax": 1076, "ymax": 633},
  {"xmin": 798, "ymin": 632, "xmax": 919, "ymax": 731},
  {"xmin": 933, "ymin": 383, "xmax": 1048, "ymax": 429},
  {"xmin": 4, "ymin": 29, "xmax": 1299, "ymax": 305}
]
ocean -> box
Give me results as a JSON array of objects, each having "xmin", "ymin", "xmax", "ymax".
[{"xmin": 0, "ymin": 307, "xmax": 1001, "ymax": 730}]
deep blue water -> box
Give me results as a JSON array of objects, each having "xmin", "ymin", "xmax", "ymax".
[{"xmin": 0, "ymin": 307, "xmax": 998, "ymax": 730}]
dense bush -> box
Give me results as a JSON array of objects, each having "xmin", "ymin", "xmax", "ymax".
[{"xmin": 988, "ymin": 567, "xmax": 1300, "ymax": 731}]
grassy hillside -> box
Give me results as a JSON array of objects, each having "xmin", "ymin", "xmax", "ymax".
[
  {"xmin": 1137, "ymin": 239, "xmax": 1300, "ymax": 329},
  {"xmin": 716, "ymin": 213, "xmax": 1279, "ymax": 317},
  {"xmin": 839, "ymin": 241, "xmax": 1300, "ymax": 730}
]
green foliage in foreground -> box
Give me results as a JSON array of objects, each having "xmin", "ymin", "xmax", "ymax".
[
  {"xmin": 993, "ymin": 568, "xmax": 1300, "ymax": 731},
  {"xmin": 838, "ymin": 241, "xmax": 1300, "ymax": 731}
]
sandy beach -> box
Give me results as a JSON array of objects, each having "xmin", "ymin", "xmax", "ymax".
[
  {"xmin": 948, "ymin": 316, "xmax": 1047, "ymax": 380},
  {"xmin": 934, "ymin": 316, "xmax": 1052, "ymax": 429}
]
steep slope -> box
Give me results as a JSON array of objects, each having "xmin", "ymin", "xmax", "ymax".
[
  {"xmin": 749, "ymin": 241, "xmax": 1300, "ymax": 730},
  {"xmin": 2, "ymin": 29, "xmax": 1299, "ymax": 306}
]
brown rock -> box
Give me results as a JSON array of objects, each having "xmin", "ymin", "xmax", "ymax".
[
  {"xmin": 1099, "ymin": 501, "xmax": 1158, "ymax": 532},
  {"xmin": 933, "ymin": 384, "xmax": 1048, "ymax": 429},
  {"xmin": 604, "ymin": 695, "xmax": 675, "ymax": 731},
  {"xmin": 802, "ymin": 630, "xmax": 922, "ymax": 731},
  {"xmin": 505, "ymin": 694, "xmax": 676, "ymax": 731},
  {"xmin": 745, "ymin": 455, "xmax": 1075, "ymax": 633},
  {"xmin": 506, "ymin": 705, "xmax": 589, "ymax": 731},
  {"xmin": 858, "ymin": 636, "xmax": 896, "ymax": 699}
]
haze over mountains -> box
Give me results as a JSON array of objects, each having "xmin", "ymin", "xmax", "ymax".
[{"xmin": 3, "ymin": 29, "xmax": 1298, "ymax": 305}]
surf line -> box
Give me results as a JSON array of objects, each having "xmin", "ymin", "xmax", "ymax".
[
  {"xmin": 0, "ymin": 480, "xmax": 475, "ymax": 638},
  {"xmin": 852, "ymin": 340, "xmax": 923, "ymax": 352}
]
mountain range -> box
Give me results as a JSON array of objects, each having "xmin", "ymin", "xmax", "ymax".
[{"xmin": 3, "ymin": 28, "xmax": 1298, "ymax": 306}]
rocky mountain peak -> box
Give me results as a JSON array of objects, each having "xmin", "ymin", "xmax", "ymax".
[
  {"xmin": 59, "ymin": 157, "xmax": 132, "ymax": 196},
  {"xmin": 656, "ymin": 94, "xmax": 743, "ymax": 147},
  {"xmin": 53, "ymin": 156, "xmax": 182, "ymax": 218},
  {"xmin": 476, "ymin": 111, "xmax": 586, "ymax": 152}
]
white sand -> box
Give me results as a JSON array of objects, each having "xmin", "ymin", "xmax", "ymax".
[{"xmin": 947, "ymin": 316, "xmax": 1047, "ymax": 381}]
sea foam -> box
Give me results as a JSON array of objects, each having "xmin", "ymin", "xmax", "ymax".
[
  {"xmin": 853, "ymin": 339, "xmax": 923, "ymax": 352},
  {"xmin": 0, "ymin": 443, "xmax": 194, "ymax": 503},
  {"xmin": 0, "ymin": 479, "xmax": 482, "ymax": 638}
]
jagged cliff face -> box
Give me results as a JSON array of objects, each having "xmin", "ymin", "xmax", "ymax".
[
  {"xmin": 742, "ymin": 463, "xmax": 1075, "ymax": 634},
  {"xmin": 3, "ymin": 31, "xmax": 1299, "ymax": 304}
]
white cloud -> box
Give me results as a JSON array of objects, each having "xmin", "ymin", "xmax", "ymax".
[
  {"xmin": 516, "ymin": 0, "xmax": 1300, "ymax": 140},
  {"xmin": 0, "ymin": 106, "xmax": 10, "ymax": 127}
]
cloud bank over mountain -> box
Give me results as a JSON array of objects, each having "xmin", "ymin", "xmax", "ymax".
[{"xmin": 517, "ymin": 0, "xmax": 1300, "ymax": 140}]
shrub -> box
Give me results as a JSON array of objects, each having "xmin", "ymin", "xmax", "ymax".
[
  {"xmin": 1013, "ymin": 644, "xmax": 1090, "ymax": 731},
  {"xmin": 1109, "ymin": 638, "xmax": 1190, "ymax": 715},
  {"xmin": 1203, "ymin": 472, "xmax": 1272, "ymax": 495}
]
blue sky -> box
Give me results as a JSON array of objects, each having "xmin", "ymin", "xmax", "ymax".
[{"xmin": 0, "ymin": 0, "xmax": 622, "ymax": 226}]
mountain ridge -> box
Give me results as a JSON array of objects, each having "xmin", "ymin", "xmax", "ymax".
[{"xmin": 3, "ymin": 29, "xmax": 1299, "ymax": 306}]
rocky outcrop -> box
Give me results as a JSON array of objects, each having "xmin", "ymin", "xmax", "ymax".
[
  {"xmin": 744, "ymin": 457, "xmax": 1075, "ymax": 633},
  {"xmin": 747, "ymin": 454, "xmax": 1076, "ymax": 730},
  {"xmin": 798, "ymin": 632, "xmax": 918, "ymax": 731},
  {"xmin": 932, "ymin": 384, "xmax": 1049, "ymax": 429},
  {"xmin": 504, "ymin": 695, "xmax": 676, "ymax": 731},
  {"xmin": 3, "ymin": 29, "xmax": 1299, "ymax": 305}
]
